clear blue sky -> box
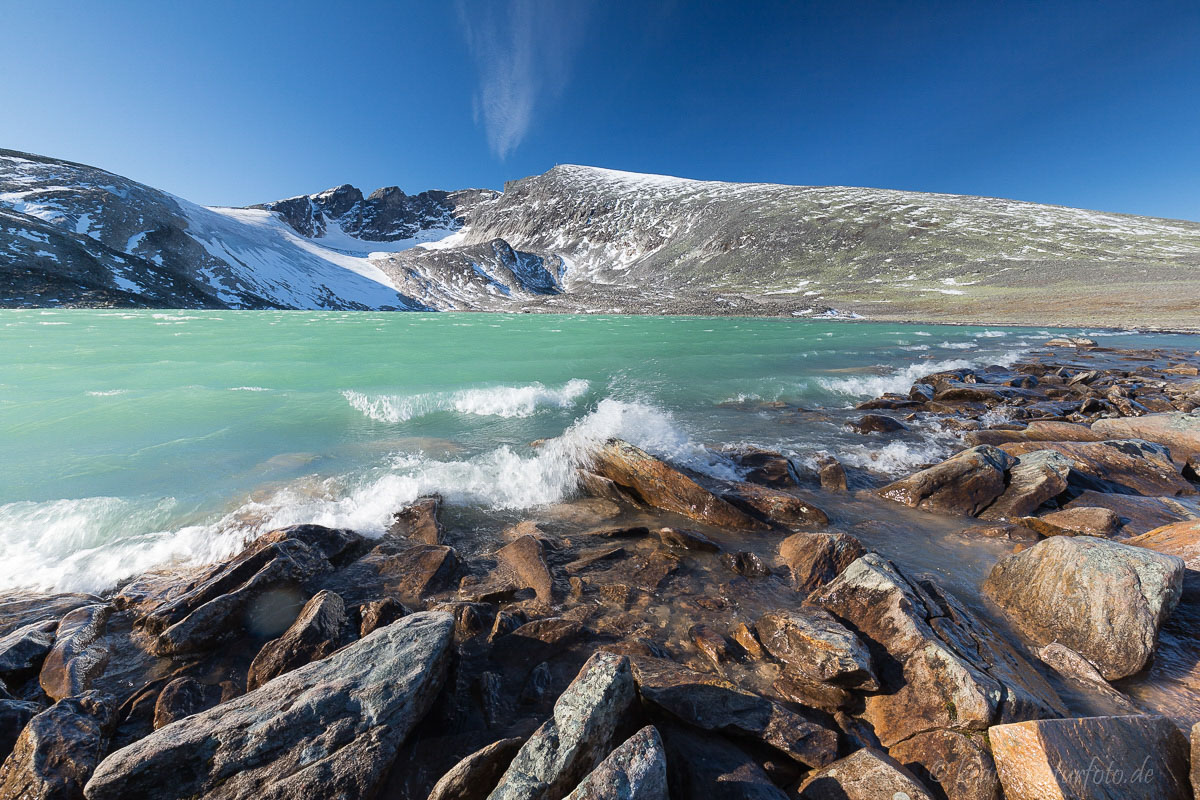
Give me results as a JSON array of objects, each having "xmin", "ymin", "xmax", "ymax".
[{"xmin": 3, "ymin": 0, "xmax": 1198, "ymax": 219}]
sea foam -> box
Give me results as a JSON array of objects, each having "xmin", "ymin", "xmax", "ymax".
[{"xmin": 343, "ymin": 379, "xmax": 591, "ymax": 422}]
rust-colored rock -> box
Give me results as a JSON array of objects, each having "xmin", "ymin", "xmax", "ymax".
[
  {"xmin": 797, "ymin": 748, "xmax": 935, "ymax": 800},
  {"xmin": 778, "ymin": 531, "xmax": 865, "ymax": 594},
  {"xmin": 720, "ymin": 482, "xmax": 829, "ymax": 528},
  {"xmin": 1092, "ymin": 412, "xmax": 1200, "ymax": 466},
  {"xmin": 888, "ymin": 729, "xmax": 1001, "ymax": 800},
  {"xmin": 497, "ymin": 534, "xmax": 556, "ymax": 605},
  {"xmin": 390, "ymin": 495, "xmax": 444, "ymax": 544},
  {"xmin": 1022, "ymin": 506, "xmax": 1121, "ymax": 537},
  {"xmin": 1128, "ymin": 518, "xmax": 1200, "ymax": 568}
]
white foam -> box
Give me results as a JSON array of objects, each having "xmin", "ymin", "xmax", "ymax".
[
  {"xmin": 816, "ymin": 357, "xmax": 974, "ymax": 399},
  {"xmin": 343, "ymin": 379, "xmax": 591, "ymax": 422}
]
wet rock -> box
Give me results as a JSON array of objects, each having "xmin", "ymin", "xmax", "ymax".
[
  {"xmin": 578, "ymin": 525, "xmax": 650, "ymax": 540},
  {"xmin": 756, "ymin": 607, "xmax": 877, "ymax": 690},
  {"xmin": 519, "ymin": 662, "xmax": 552, "ymax": 706},
  {"xmin": 491, "ymin": 618, "xmax": 583, "ymax": 668},
  {"xmin": 0, "ymin": 699, "xmax": 42, "ymax": 763},
  {"xmin": 878, "ymin": 445, "xmax": 1015, "ymax": 517},
  {"xmin": 999, "ymin": 439, "xmax": 1195, "ymax": 497},
  {"xmin": 778, "ymin": 531, "xmax": 866, "ymax": 594},
  {"xmin": 564, "ymin": 725, "xmax": 667, "ymax": 800},
  {"xmin": 627, "ymin": 549, "xmax": 681, "ymax": 592},
  {"xmin": 850, "ymin": 414, "xmax": 908, "ymax": 434},
  {"xmin": 428, "ymin": 737, "xmax": 525, "ymax": 800},
  {"xmin": 811, "ymin": 554, "xmax": 1065, "ymax": 746},
  {"xmin": 688, "ymin": 625, "xmax": 735, "ymax": 669},
  {"xmin": 0, "ymin": 619, "xmax": 57, "ymax": 687},
  {"xmin": 357, "ymin": 597, "xmax": 407, "ymax": 637},
  {"xmin": 152, "ymin": 677, "xmax": 220, "ymax": 729},
  {"xmin": 888, "ymin": 729, "xmax": 1001, "ymax": 800},
  {"xmin": 564, "ymin": 546, "xmax": 627, "ymax": 574},
  {"xmin": 719, "ymin": 482, "xmax": 829, "ymax": 528},
  {"xmin": 353, "ymin": 541, "xmax": 460, "ymax": 602},
  {"xmin": 720, "ymin": 551, "xmax": 771, "ymax": 578},
  {"xmin": 487, "ymin": 651, "xmax": 636, "ymax": 800},
  {"xmin": 588, "ymin": 439, "xmax": 765, "ymax": 529},
  {"xmin": 85, "ymin": 611, "xmax": 454, "ymax": 800},
  {"xmin": 957, "ymin": 522, "xmax": 1040, "ymax": 542},
  {"xmin": 1193, "ymin": 722, "xmax": 1199, "ymax": 798},
  {"xmin": 978, "ymin": 450, "xmax": 1071, "ymax": 521},
  {"xmin": 629, "ymin": 656, "xmax": 837, "ymax": 769},
  {"xmin": 1020, "ymin": 506, "xmax": 1121, "ymax": 537},
  {"xmin": 246, "ymin": 589, "xmax": 352, "ymax": 691},
  {"xmin": 576, "ymin": 471, "xmax": 632, "ymax": 505},
  {"xmin": 497, "ymin": 535, "xmax": 556, "ymax": 605},
  {"xmin": 654, "ymin": 527, "xmax": 720, "ymax": 552},
  {"xmin": 39, "ymin": 604, "xmax": 111, "ymax": 702},
  {"xmin": 1045, "ymin": 336, "xmax": 1096, "ymax": 347},
  {"xmin": 731, "ymin": 622, "xmax": 765, "ymax": 660},
  {"xmin": 796, "ymin": 748, "xmax": 934, "ymax": 800},
  {"xmin": 659, "ymin": 724, "xmax": 788, "ymax": 800},
  {"xmin": 983, "ymin": 535, "xmax": 1184, "ymax": 679},
  {"xmin": 390, "ymin": 494, "xmax": 444, "ymax": 544},
  {"xmin": 136, "ymin": 524, "xmax": 365, "ymax": 656},
  {"xmin": 989, "ymin": 714, "xmax": 1191, "ymax": 799},
  {"xmin": 816, "ymin": 455, "xmax": 849, "ymax": 492},
  {"xmin": 1034, "ymin": 643, "xmax": 1137, "ymax": 712},
  {"xmin": 934, "ymin": 382, "xmax": 1044, "ymax": 405},
  {"xmin": 0, "ymin": 691, "xmax": 114, "ymax": 800},
  {"xmin": 1092, "ymin": 412, "xmax": 1200, "ymax": 466},
  {"xmin": 0, "ymin": 593, "xmax": 99, "ymax": 640},
  {"xmin": 726, "ymin": 446, "xmax": 802, "ymax": 488}
]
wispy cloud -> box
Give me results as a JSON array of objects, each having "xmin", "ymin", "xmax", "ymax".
[{"xmin": 456, "ymin": 0, "xmax": 591, "ymax": 159}]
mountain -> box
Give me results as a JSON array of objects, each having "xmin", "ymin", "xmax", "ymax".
[{"xmin": 3, "ymin": 148, "xmax": 1200, "ymax": 326}]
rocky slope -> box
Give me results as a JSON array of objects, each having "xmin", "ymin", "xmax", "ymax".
[{"xmin": 4, "ymin": 149, "xmax": 1200, "ymax": 324}]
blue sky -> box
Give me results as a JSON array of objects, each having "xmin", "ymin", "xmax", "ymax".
[{"xmin": 3, "ymin": 0, "xmax": 1198, "ymax": 219}]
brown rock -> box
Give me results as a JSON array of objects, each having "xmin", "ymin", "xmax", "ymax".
[
  {"xmin": 797, "ymin": 748, "xmax": 935, "ymax": 800},
  {"xmin": 0, "ymin": 592, "xmax": 98, "ymax": 639},
  {"xmin": 720, "ymin": 551, "xmax": 771, "ymax": 577},
  {"xmin": 878, "ymin": 445, "xmax": 1015, "ymax": 516},
  {"xmin": 967, "ymin": 421, "xmax": 1105, "ymax": 447},
  {"xmin": 1128, "ymin": 518, "xmax": 1200, "ymax": 568},
  {"xmin": 889, "ymin": 729, "xmax": 1001, "ymax": 800},
  {"xmin": 990, "ymin": 714, "xmax": 1191, "ymax": 799},
  {"xmin": 817, "ymin": 456, "xmax": 849, "ymax": 492},
  {"xmin": 811, "ymin": 554, "xmax": 1065, "ymax": 746},
  {"xmin": 850, "ymin": 414, "xmax": 908, "ymax": 434},
  {"xmin": 357, "ymin": 597, "xmax": 407, "ymax": 637},
  {"xmin": 1025, "ymin": 506, "xmax": 1121, "ymax": 537},
  {"xmin": 720, "ymin": 482, "xmax": 829, "ymax": 528},
  {"xmin": 390, "ymin": 495, "xmax": 444, "ymax": 544},
  {"xmin": 756, "ymin": 607, "xmax": 877, "ymax": 690},
  {"xmin": 0, "ymin": 699, "xmax": 41, "ymax": 763},
  {"xmin": 660, "ymin": 724, "xmax": 789, "ymax": 800},
  {"xmin": 688, "ymin": 624, "xmax": 734, "ymax": 670},
  {"xmin": 999, "ymin": 439, "xmax": 1195, "ymax": 497},
  {"xmin": 731, "ymin": 623, "xmax": 765, "ymax": 660},
  {"xmin": 589, "ymin": 439, "xmax": 765, "ymax": 529},
  {"xmin": 979, "ymin": 450, "xmax": 1071, "ymax": 521},
  {"xmin": 957, "ymin": 522, "xmax": 1040, "ymax": 542},
  {"xmin": 1034, "ymin": 643, "xmax": 1137, "ymax": 712},
  {"xmin": 497, "ymin": 535, "xmax": 556, "ymax": 605},
  {"xmin": 39, "ymin": 604, "xmax": 111, "ymax": 702},
  {"xmin": 0, "ymin": 691, "xmax": 114, "ymax": 800},
  {"xmin": 778, "ymin": 531, "xmax": 866, "ymax": 594},
  {"xmin": 428, "ymin": 737, "xmax": 524, "ymax": 800},
  {"xmin": 490, "ymin": 617, "xmax": 583, "ymax": 668},
  {"xmin": 1063, "ymin": 490, "xmax": 1200, "ymax": 535},
  {"xmin": 246, "ymin": 590, "xmax": 352, "ymax": 691},
  {"xmin": 153, "ymin": 677, "xmax": 218, "ymax": 729},
  {"xmin": 1092, "ymin": 412, "xmax": 1200, "ymax": 466},
  {"xmin": 727, "ymin": 446, "xmax": 802, "ymax": 488},
  {"xmin": 359, "ymin": 541, "xmax": 459, "ymax": 601},
  {"xmin": 655, "ymin": 527, "xmax": 720, "ymax": 552},
  {"xmin": 983, "ymin": 535, "xmax": 1184, "ymax": 680}
]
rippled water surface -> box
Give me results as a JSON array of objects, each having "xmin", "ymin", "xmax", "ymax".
[{"xmin": 1, "ymin": 309, "xmax": 1192, "ymax": 593}]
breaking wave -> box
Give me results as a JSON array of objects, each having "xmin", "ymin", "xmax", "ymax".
[{"xmin": 343, "ymin": 379, "xmax": 591, "ymax": 422}]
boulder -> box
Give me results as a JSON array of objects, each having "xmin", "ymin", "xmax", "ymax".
[
  {"xmin": 811, "ymin": 554, "xmax": 1065, "ymax": 746},
  {"xmin": 888, "ymin": 729, "xmax": 1001, "ymax": 800},
  {"xmin": 428, "ymin": 737, "xmax": 525, "ymax": 800},
  {"xmin": 817, "ymin": 456, "xmax": 849, "ymax": 492},
  {"xmin": 136, "ymin": 524, "xmax": 365, "ymax": 656},
  {"xmin": 778, "ymin": 531, "xmax": 866, "ymax": 594},
  {"xmin": 0, "ymin": 592, "xmax": 98, "ymax": 640},
  {"xmin": 755, "ymin": 608, "xmax": 877, "ymax": 690},
  {"xmin": 39, "ymin": 604, "xmax": 111, "ymax": 702},
  {"xmin": 390, "ymin": 494, "xmax": 444, "ymax": 544},
  {"xmin": 497, "ymin": 535, "xmax": 556, "ymax": 605},
  {"xmin": 659, "ymin": 725, "xmax": 788, "ymax": 800},
  {"xmin": 357, "ymin": 597, "xmax": 407, "ymax": 637},
  {"xmin": 967, "ymin": 421, "xmax": 1105, "ymax": 447},
  {"xmin": 983, "ymin": 535, "xmax": 1184, "ymax": 679},
  {"xmin": 0, "ymin": 699, "xmax": 42, "ymax": 763},
  {"xmin": 152, "ymin": 677, "xmax": 218, "ymax": 729},
  {"xmin": 878, "ymin": 445, "xmax": 1016, "ymax": 516},
  {"xmin": 246, "ymin": 589, "xmax": 352, "ymax": 691},
  {"xmin": 84, "ymin": 611, "xmax": 454, "ymax": 800},
  {"xmin": 0, "ymin": 691, "xmax": 114, "ymax": 800},
  {"xmin": 978, "ymin": 450, "xmax": 1071, "ymax": 521},
  {"xmin": 796, "ymin": 748, "xmax": 935, "ymax": 800},
  {"xmin": 588, "ymin": 439, "xmax": 765, "ymax": 529},
  {"xmin": 989, "ymin": 715, "xmax": 1191, "ymax": 799},
  {"xmin": 1092, "ymin": 412, "xmax": 1200, "ymax": 466},
  {"xmin": 564, "ymin": 725, "xmax": 668, "ymax": 800},
  {"xmin": 1127, "ymin": 519, "xmax": 1200, "ymax": 568},
  {"xmin": 628, "ymin": 656, "xmax": 837, "ymax": 769},
  {"xmin": 1021, "ymin": 506, "xmax": 1121, "ymax": 537},
  {"xmin": 487, "ymin": 651, "xmax": 637, "ymax": 800},
  {"xmin": 719, "ymin": 482, "xmax": 829, "ymax": 528},
  {"xmin": 0, "ymin": 618, "xmax": 57, "ymax": 686},
  {"xmin": 347, "ymin": 541, "xmax": 459, "ymax": 602},
  {"xmin": 1062, "ymin": 490, "xmax": 1200, "ymax": 535},
  {"xmin": 726, "ymin": 446, "xmax": 802, "ymax": 488},
  {"xmin": 850, "ymin": 414, "xmax": 908, "ymax": 434},
  {"xmin": 999, "ymin": 439, "xmax": 1195, "ymax": 497}
]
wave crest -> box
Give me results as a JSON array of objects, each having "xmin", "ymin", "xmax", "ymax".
[{"xmin": 343, "ymin": 379, "xmax": 591, "ymax": 422}]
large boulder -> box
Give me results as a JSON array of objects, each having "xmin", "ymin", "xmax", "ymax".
[
  {"xmin": 983, "ymin": 536, "xmax": 1184, "ymax": 680},
  {"xmin": 0, "ymin": 691, "xmax": 115, "ymax": 800},
  {"xmin": 84, "ymin": 611, "xmax": 454, "ymax": 800},
  {"xmin": 428, "ymin": 737, "xmax": 525, "ymax": 800},
  {"xmin": 797, "ymin": 748, "xmax": 935, "ymax": 800},
  {"xmin": 0, "ymin": 618, "xmax": 57, "ymax": 687},
  {"xmin": 1062, "ymin": 490, "xmax": 1200, "ymax": 535},
  {"xmin": 588, "ymin": 439, "xmax": 766, "ymax": 530},
  {"xmin": 564, "ymin": 725, "xmax": 667, "ymax": 800},
  {"xmin": 755, "ymin": 607, "xmax": 877, "ymax": 691},
  {"xmin": 888, "ymin": 729, "xmax": 1001, "ymax": 800},
  {"xmin": 487, "ymin": 651, "xmax": 637, "ymax": 800},
  {"xmin": 1092, "ymin": 412, "xmax": 1200, "ymax": 465},
  {"xmin": 245, "ymin": 589, "xmax": 353, "ymax": 690},
  {"xmin": 810, "ymin": 554, "xmax": 1065, "ymax": 746},
  {"xmin": 778, "ymin": 531, "xmax": 865, "ymax": 594},
  {"xmin": 999, "ymin": 439, "xmax": 1195, "ymax": 497},
  {"xmin": 989, "ymin": 715, "xmax": 1191, "ymax": 799},
  {"xmin": 878, "ymin": 445, "xmax": 1016, "ymax": 516},
  {"xmin": 967, "ymin": 421, "xmax": 1105, "ymax": 447},
  {"xmin": 979, "ymin": 450, "xmax": 1071, "ymax": 521},
  {"xmin": 39, "ymin": 604, "xmax": 111, "ymax": 702}
]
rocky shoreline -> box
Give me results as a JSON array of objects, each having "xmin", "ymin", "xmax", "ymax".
[{"xmin": 2, "ymin": 341, "xmax": 1200, "ymax": 799}]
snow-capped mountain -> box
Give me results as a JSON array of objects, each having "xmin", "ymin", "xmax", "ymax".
[{"xmin": 4, "ymin": 148, "xmax": 1200, "ymax": 326}]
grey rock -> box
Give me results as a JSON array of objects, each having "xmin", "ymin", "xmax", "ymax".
[
  {"xmin": 246, "ymin": 589, "xmax": 352, "ymax": 690},
  {"xmin": 38, "ymin": 605, "xmax": 111, "ymax": 702},
  {"xmin": 0, "ymin": 691, "xmax": 115, "ymax": 800},
  {"xmin": 84, "ymin": 611, "xmax": 454, "ymax": 800},
  {"xmin": 564, "ymin": 726, "xmax": 667, "ymax": 800},
  {"xmin": 0, "ymin": 698, "xmax": 42, "ymax": 764},
  {"xmin": 797, "ymin": 748, "xmax": 935, "ymax": 800},
  {"xmin": 659, "ymin": 724, "xmax": 788, "ymax": 800},
  {"xmin": 487, "ymin": 651, "xmax": 637, "ymax": 800},
  {"xmin": 983, "ymin": 535, "xmax": 1185, "ymax": 679},
  {"xmin": 0, "ymin": 619, "xmax": 57, "ymax": 686},
  {"xmin": 152, "ymin": 677, "xmax": 217, "ymax": 729}
]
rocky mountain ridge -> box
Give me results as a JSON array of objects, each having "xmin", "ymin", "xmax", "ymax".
[{"xmin": 4, "ymin": 148, "xmax": 1200, "ymax": 326}]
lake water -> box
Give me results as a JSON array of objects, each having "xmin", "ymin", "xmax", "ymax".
[{"xmin": 0, "ymin": 309, "xmax": 1191, "ymax": 594}]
